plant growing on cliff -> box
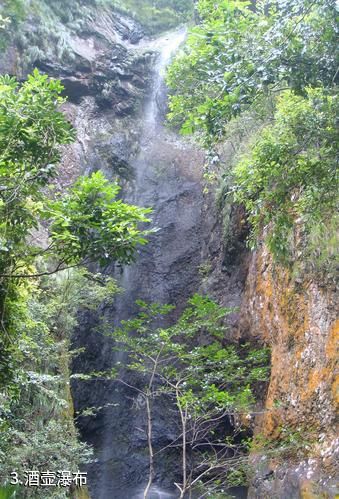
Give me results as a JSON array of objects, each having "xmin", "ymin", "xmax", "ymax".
[
  {"xmin": 232, "ymin": 87, "xmax": 339, "ymax": 263},
  {"xmin": 250, "ymin": 424, "xmax": 317, "ymax": 463},
  {"xmin": 0, "ymin": 69, "xmax": 152, "ymax": 392},
  {"xmin": 0, "ymin": 69, "xmax": 152, "ymax": 494},
  {"xmin": 167, "ymin": 0, "xmax": 339, "ymax": 269},
  {"xmin": 107, "ymin": 0, "xmax": 194, "ymax": 34},
  {"xmin": 112, "ymin": 295, "xmax": 270, "ymax": 497},
  {"xmin": 167, "ymin": 0, "xmax": 338, "ymax": 143}
]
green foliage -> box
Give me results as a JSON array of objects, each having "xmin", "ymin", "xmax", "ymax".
[
  {"xmin": 0, "ymin": 485, "xmax": 20, "ymax": 499},
  {"xmin": 0, "ymin": 70, "xmax": 74, "ymax": 265},
  {"xmin": 0, "ymin": 269, "xmax": 115, "ymax": 495},
  {"xmin": 107, "ymin": 0, "xmax": 194, "ymax": 34},
  {"xmin": 0, "ymin": 0, "xmax": 89, "ymax": 60},
  {"xmin": 167, "ymin": 0, "xmax": 254, "ymax": 141},
  {"xmin": 111, "ymin": 295, "xmax": 270, "ymax": 494},
  {"xmin": 0, "ymin": 0, "xmax": 193, "ymax": 59},
  {"xmin": 0, "ymin": 1, "xmax": 28, "ymax": 50},
  {"xmin": 115, "ymin": 293, "xmax": 269, "ymax": 411},
  {"xmin": 232, "ymin": 88, "xmax": 339, "ymax": 263},
  {"xmin": 48, "ymin": 171, "xmax": 152, "ymax": 266},
  {"xmin": 167, "ymin": 0, "xmax": 338, "ymax": 269},
  {"xmin": 0, "ymin": 69, "xmax": 73, "ymax": 390},
  {"xmin": 251, "ymin": 424, "xmax": 316, "ymax": 461},
  {"xmin": 167, "ymin": 0, "xmax": 338, "ymax": 143},
  {"xmin": 0, "ymin": 0, "xmax": 27, "ymax": 26}
]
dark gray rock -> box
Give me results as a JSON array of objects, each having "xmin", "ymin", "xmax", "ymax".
[{"xmin": 67, "ymin": 27, "xmax": 252, "ymax": 498}]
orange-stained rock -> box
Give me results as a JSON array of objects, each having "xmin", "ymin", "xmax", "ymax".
[{"xmin": 240, "ymin": 243, "xmax": 338, "ymax": 497}]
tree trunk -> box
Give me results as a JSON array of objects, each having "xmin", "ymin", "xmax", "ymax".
[
  {"xmin": 143, "ymin": 395, "xmax": 154, "ymax": 498},
  {"xmin": 178, "ymin": 394, "xmax": 188, "ymax": 499}
]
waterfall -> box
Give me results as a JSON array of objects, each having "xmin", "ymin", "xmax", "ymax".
[
  {"xmin": 141, "ymin": 29, "xmax": 187, "ymax": 134},
  {"xmin": 75, "ymin": 28, "xmax": 207, "ymax": 499}
]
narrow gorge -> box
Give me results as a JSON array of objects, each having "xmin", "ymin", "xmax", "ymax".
[
  {"xmin": 72, "ymin": 28, "xmax": 213, "ymax": 498},
  {"xmin": 0, "ymin": 1, "xmax": 337, "ymax": 499}
]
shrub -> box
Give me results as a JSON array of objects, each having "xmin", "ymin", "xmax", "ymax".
[{"xmin": 232, "ymin": 88, "xmax": 338, "ymax": 264}]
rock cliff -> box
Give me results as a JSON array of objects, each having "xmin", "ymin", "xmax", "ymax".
[
  {"xmin": 1, "ymin": 3, "xmax": 337, "ymax": 498},
  {"xmin": 241, "ymin": 244, "xmax": 338, "ymax": 498}
]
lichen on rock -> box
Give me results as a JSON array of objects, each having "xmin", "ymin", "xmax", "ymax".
[{"xmin": 240, "ymin": 242, "xmax": 338, "ymax": 498}]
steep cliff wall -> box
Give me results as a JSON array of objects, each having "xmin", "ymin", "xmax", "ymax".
[
  {"xmin": 1, "ymin": 3, "xmax": 337, "ymax": 498},
  {"xmin": 0, "ymin": 4, "xmax": 154, "ymax": 192},
  {"xmin": 0, "ymin": 6, "xmax": 196, "ymax": 497},
  {"xmin": 71, "ymin": 28, "xmax": 210, "ymax": 498},
  {"xmin": 240, "ymin": 243, "xmax": 338, "ymax": 498}
]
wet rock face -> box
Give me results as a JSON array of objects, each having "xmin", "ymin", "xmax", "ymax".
[
  {"xmin": 69, "ymin": 29, "xmax": 211, "ymax": 498},
  {"xmin": 4, "ymin": 5, "xmax": 337, "ymax": 498},
  {"xmin": 241, "ymin": 245, "xmax": 338, "ymax": 498},
  {"xmin": 1, "ymin": 8, "xmax": 151, "ymax": 113},
  {"xmin": 36, "ymin": 35, "xmax": 152, "ymax": 113},
  {"xmin": 249, "ymin": 459, "xmax": 338, "ymax": 499},
  {"xmin": 198, "ymin": 201, "xmax": 250, "ymax": 337}
]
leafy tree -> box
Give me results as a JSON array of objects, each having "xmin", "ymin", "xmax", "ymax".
[
  {"xmin": 0, "ymin": 70, "xmax": 151, "ymax": 392},
  {"xmin": 112, "ymin": 295, "xmax": 270, "ymax": 497},
  {"xmin": 167, "ymin": 0, "xmax": 338, "ymax": 143},
  {"xmin": 48, "ymin": 171, "xmax": 151, "ymax": 268}
]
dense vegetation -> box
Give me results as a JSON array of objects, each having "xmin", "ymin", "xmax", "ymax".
[
  {"xmin": 0, "ymin": 269, "xmax": 117, "ymax": 498},
  {"xmin": 167, "ymin": 0, "xmax": 338, "ymax": 268},
  {"xmin": 0, "ymin": 0, "xmax": 193, "ymax": 30},
  {"xmin": 0, "ymin": 0, "xmax": 194, "ymax": 65},
  {"xmin": 0, "ymin": 0, "xmax": 337, "ymax": 496},
  {"xmin": 0, "ymin": 70, "xmax": 151, "ymax": 496},
  {"xmin": 108, "ymin": 0, "xmax": 194, "ymax": 33}
]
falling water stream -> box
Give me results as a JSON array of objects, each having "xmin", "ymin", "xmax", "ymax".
[{"xmin": 76, "ymin": 28, "xmax": 209, "ymax": 498}]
